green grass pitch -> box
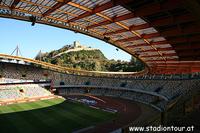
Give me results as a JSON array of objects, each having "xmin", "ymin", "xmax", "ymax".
[{"xmin": 0, "ymin": 98, "xmax": 116, "ymax": 133}]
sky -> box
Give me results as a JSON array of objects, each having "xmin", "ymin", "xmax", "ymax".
[{"xmin": 0, "ymin": 18, "xmax": 131, "ymax": 61}]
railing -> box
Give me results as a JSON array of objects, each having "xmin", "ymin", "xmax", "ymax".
[
  {"xmin": 0, "ymin": 53, "xmax": 148, "ymax": 78},
  {"xmin": 53, "ymin": 85, "xmax": 169, "ymax": 101}
]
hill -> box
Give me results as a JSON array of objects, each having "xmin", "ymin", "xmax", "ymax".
[{"xmin": 35, "ymin": 41, "xmax": 144, "ymax": 72}]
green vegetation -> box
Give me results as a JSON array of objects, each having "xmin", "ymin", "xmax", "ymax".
[
  {"xmin": 36, "ymin": 45, "xmax": 144, "ymax": 72},
  {"xmin": 0, "ymin": 98, "xmax": 116, "ymax": 133}
]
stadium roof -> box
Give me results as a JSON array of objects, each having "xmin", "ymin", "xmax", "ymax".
[{"xmin": 0, "ymin": 0, "xmax": 200, "ymax": 74}]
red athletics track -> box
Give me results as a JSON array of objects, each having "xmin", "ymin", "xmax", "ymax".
[{"xmin": 65, "ymin": 95, "xmax": 144, "ymax": 133}]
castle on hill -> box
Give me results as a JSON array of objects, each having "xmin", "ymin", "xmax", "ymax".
[
  {"xmin": 35, "ymin": 41, "xmax": 98, "ymax": 60},
  {"xmin": 53, "ymin": 41, "xmax": 98, "ymax": 58}
]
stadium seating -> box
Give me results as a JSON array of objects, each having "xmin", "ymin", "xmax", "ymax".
[
  {"xmin": 0, "ymin": 62, "xmax": 49, "ymax": 81},
  {"xmin": 1, "ymin": 62, "xmax": 200, "ymax": 111},
  {"xmin": 0, "ymin": 88, "xmax": 22, "ymax": 99},
  {"xmin": 56, "ymin": 74, "xmax": 199, "ymax": 100},
  {"xmin": 58, "ymin": 87, "xmax": 163, "ymax": 110},
  {"xmin": 0, "ymin": 84, "xmax": 52, "ymax": 100}
]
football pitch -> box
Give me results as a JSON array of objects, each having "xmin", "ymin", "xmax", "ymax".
[{"xmin": 0, "ymin": 98, "xmax": 116, "ymax": 133}]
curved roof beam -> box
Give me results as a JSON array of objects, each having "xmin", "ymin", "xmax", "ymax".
[
  {"xmin": 126, "ymin": 41, "xmax": 168, "ymax": 49},
  {"xmin": 42, "ymin": 0, "xmax": 71, "ymax": 17},
  {"xmin": 66, "ymin": 1, "xmax": 168, "ymax": 62},
  {"xmin": 87, "ymin": 0, "xmax": 182, "ymax": 29},
  {"xmin": 1, "ymin": 0, "xmax": 200, "ymax": 74},
  {"xmin": 104, "ymin": 13, "xmax": 194, "ymax": 36},
  {"xmin": 68, "ymin": 0, "xmax": 132, "ymax": 22},
  {"xmin": 11, "ymin": 0, "xmax": 20, "ymax": 9},
  {"xmin": 140, "ymin": 53, "xmax": 177, "ymax": 58},
  {"xmin": 116, "ymin": 24, "xmax": 200, "ymax": 43}
]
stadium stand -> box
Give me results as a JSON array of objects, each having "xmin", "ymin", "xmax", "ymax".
[
  {"xmin": 56, "ymin": 74, "xmax": 199, "ymax": 100},
  {"xmin": 0, "ymin": 88, "xmax": 22, "ymax": 100},
  {"xmin": 1, "ymin": 61, "xmax": 200, "ymax": 111},
  {"xmin": 0, "ymin": 84, "xmax": 52, "ymax": 101},
  {"xmin": 58, "ymin": 87, "xmax": 166, "ymax": 111},
  {"xmin": 0, "ymin": 59, "xmax": 200, "ymax": 132},
  {"xmin": 1, "ymin": 0, "xmax": 200, "ymax": 131}
]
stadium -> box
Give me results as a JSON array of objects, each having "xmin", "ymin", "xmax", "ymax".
[{"xmin": 0, "ymin": 0, "xmax": 200, "ymax": 132}]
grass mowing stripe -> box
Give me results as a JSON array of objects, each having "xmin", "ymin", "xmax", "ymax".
[
  {"xmin": 12, "ymin": 100, "xmax": 70, "ymax": 133},
  {"xmin": 0, "ymin": 115, "xmax": 19, "ymax": 133},
  {"xmin": 40, "ymin": 99, "xmax": 113, "ymax": 131},
  {"xmin": 7, "ymin": 104, "xmax": 40, "ymax": 133},
  {"xmin": 27, "ymin": 101, "xmax": 85, "ymax": 133},
  {"xmin": 0, "ymin": 98, "xmax": 64, "ymax": 114},
  {"xmin": 42, "ymin": 100, "xmax": 101, "ymax": 123},
  {"xmin": 18, "ymin": 102, "xmax": 60, "ymax": 133},
  {"xmin": 0, "ymin": 98, "xmax": 116, "ymax": 133},
  {"xmin": 42, "ymin": 99, "xmax": 116, "ymax": 125},
  {"xmin": 0, "ymin": 108, "xmax": 20, "ymax": 133},
  {"xmin": 54, "ymin": 100, "xmax": 115, "ymax": 122},
  {"xmin": 69, "ymin": 103, "xmax": 115, "ymax": 121},
  {"xmin": 34, "ymin": 100, "xmax": 91, "ymax": 132},
  {"xmin": 0, "ymin": 99, "xmax": 64, "ymax": 133},
  {"xmin": 0, "ymin": 105, "xmax": 35, "ymax": 133}
]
